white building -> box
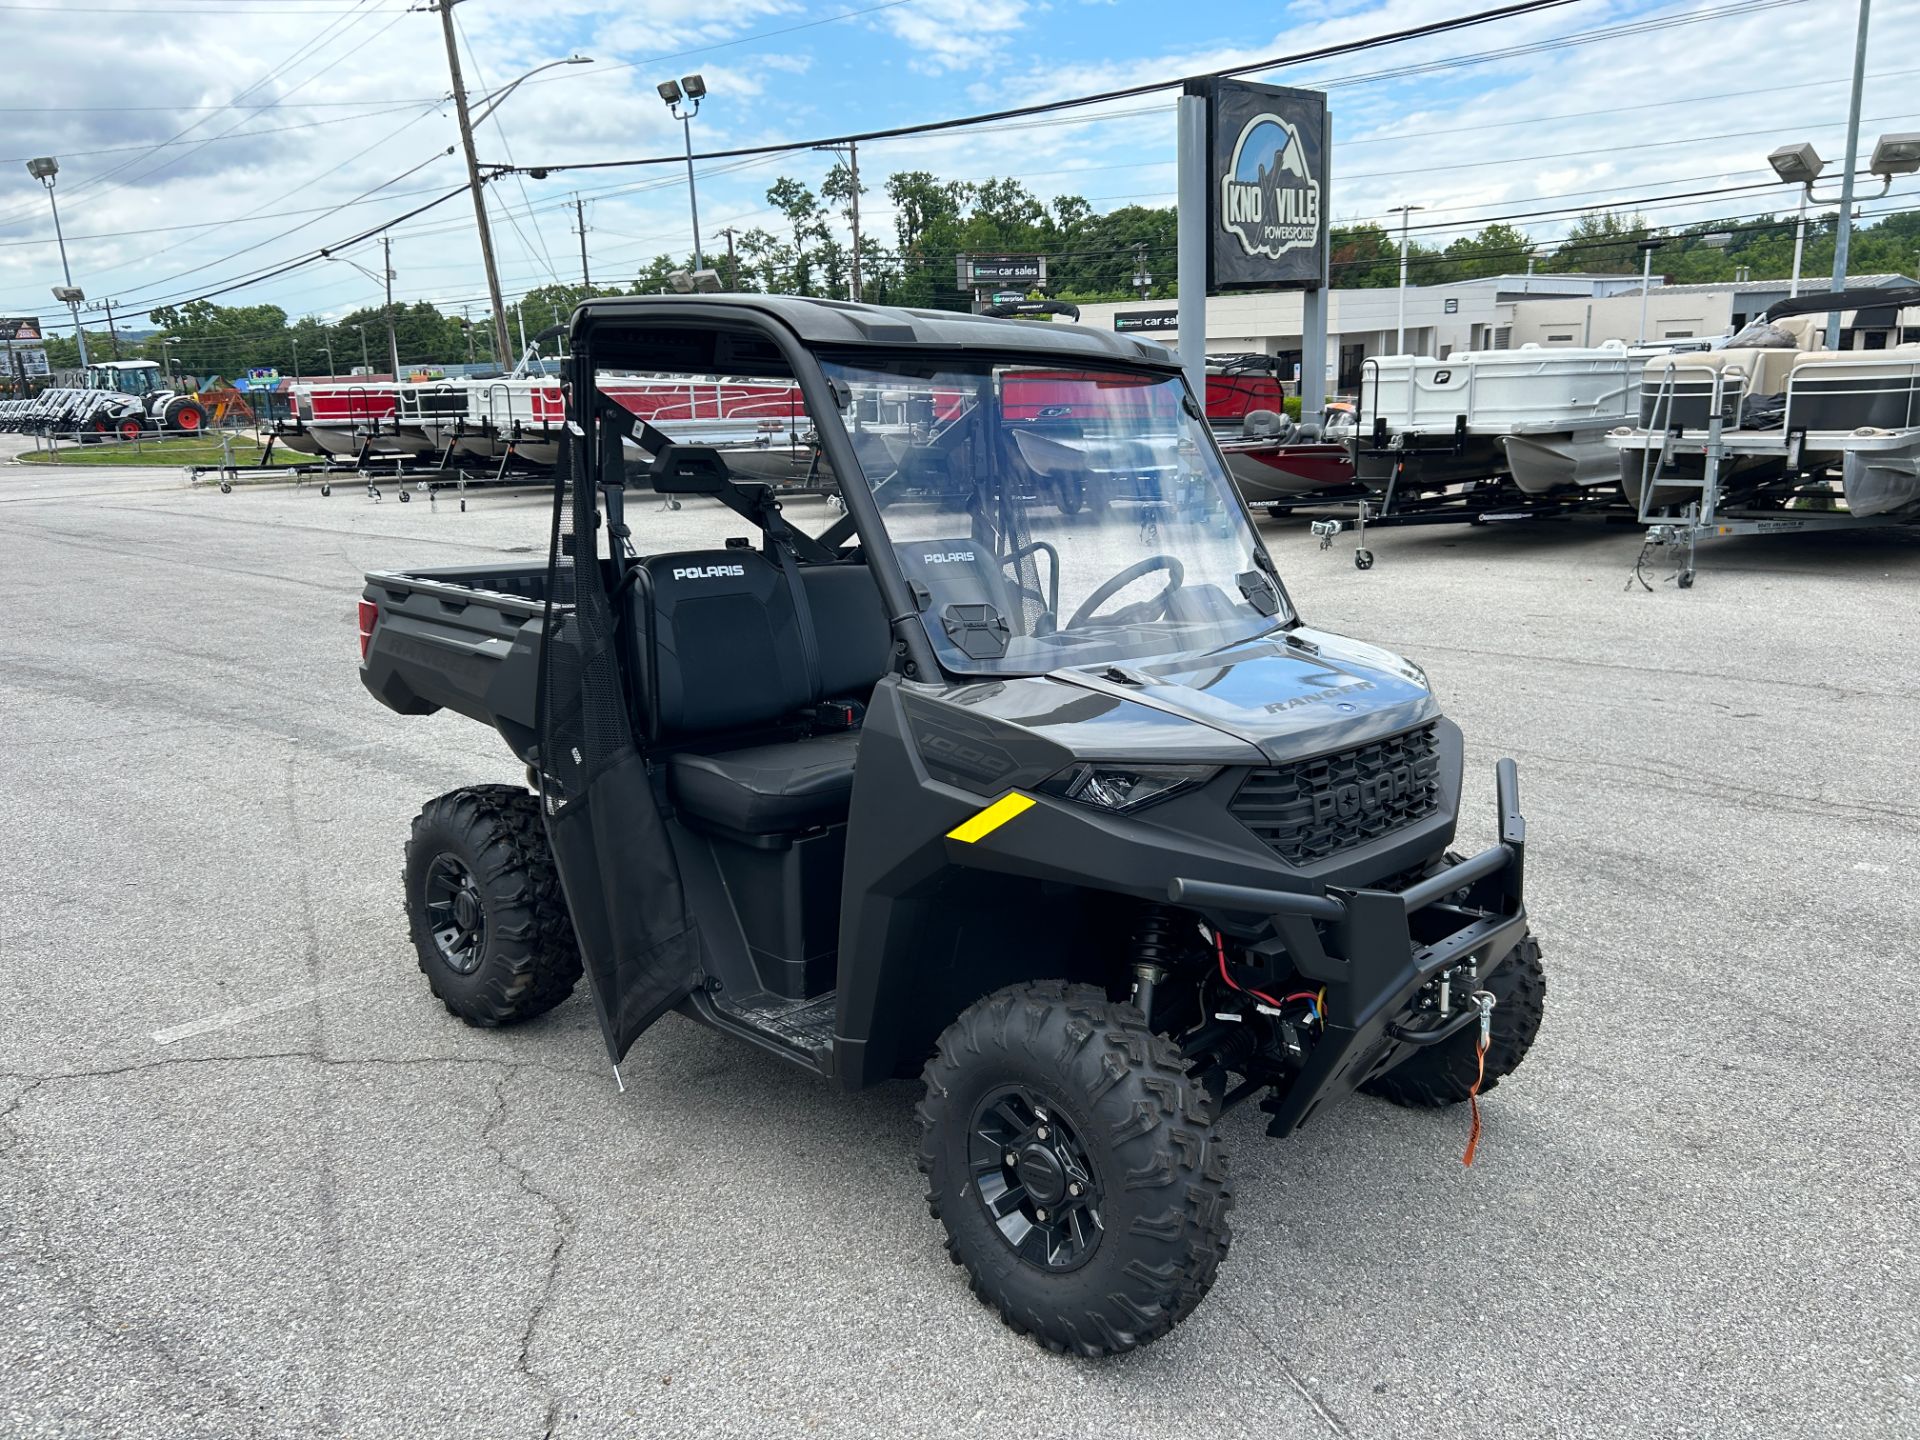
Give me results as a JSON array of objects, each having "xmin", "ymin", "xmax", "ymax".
[
  {"xmin": 1507, "ymin": 273, "xmax": 1920, "ymax": 349},
  {"xmin": 1072, "ymin": 273, "xmax": 1920, "ymax": 390},
  {"xmin": 1074, "ymin": 274, "xmax": 1643, "ymax": 390}
]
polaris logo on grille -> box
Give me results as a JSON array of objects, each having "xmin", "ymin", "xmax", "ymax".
[
  {"xmin": 922, "ymin": 551, "xmax": 976, "ymax": 564},
  {"xmin": 1313, "ymin": 763, "xmax": 1418, "ymax": 824},
  {"xmin": 672, "ymin": 564, "xmax": 745, "ymax": 580}
]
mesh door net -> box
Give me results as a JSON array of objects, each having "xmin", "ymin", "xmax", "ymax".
[{"xmin": 535, "ymin": 411, "xmax": 702, "ymax": 1065}]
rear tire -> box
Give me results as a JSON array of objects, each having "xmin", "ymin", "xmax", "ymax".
[
  {"xmin": 916, "ymin": 981, "xmax": 1233, "ymax": 1357},
  {"xmin": 403, "ymin": 785, "xmax": 581, "ymax": 1027},
  {"xmin": 1362, "ymin": 932, "xmax": 1546, "ymax": 1108},
  {"xmin": 165, "ymin": 399, "xmax": 207, "ymax": 434}
]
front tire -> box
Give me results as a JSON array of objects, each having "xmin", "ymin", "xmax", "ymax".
[
  {"xmin": 1363, "ymin": 932, "xmax": 1546, "ymax": 1108},
  {"xmin": 916, "ymin": 981, "xmax": 1233, "ymax": 1357},
  {"xmin": 403, "ymin": 785, "xmax": 581, "ymax": 1027}
]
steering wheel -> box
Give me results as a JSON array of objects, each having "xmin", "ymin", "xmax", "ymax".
[{"xmin": 1066, "ymin": 554, "xmax": 1185, "ymax": 629}]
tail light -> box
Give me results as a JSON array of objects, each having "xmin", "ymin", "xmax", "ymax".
[{"xmin": 357, "ymin": 599, "xmax": 378, "ymax": 660}]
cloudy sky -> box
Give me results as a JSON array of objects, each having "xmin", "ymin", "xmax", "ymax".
[{"xmin": 1, "ymin": 0, "xmax": 1914, "ymax": 333}]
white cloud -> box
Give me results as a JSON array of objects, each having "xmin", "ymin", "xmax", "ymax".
[{"xmin": 877, "ymin": 0, "xmax": 1031, "ymax": 75}]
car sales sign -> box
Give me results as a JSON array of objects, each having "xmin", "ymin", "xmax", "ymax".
[{"xmin": 1192, "ymin": 79, "xmax": 1328, "ymax": 292}]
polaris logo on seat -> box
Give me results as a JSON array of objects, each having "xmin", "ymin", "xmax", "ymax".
[
  {"xmin": 922, "ymin": 551, "xmax": 975, "ymax": 565},
  {"xmin": 1312, "ymin": 763, "xmax": 1418, "ymax": 824},
  {"xmin": 672, "ymin": 564, "xmax": 745, "ymax": 580}
]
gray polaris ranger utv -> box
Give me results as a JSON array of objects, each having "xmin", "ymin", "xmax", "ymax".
[{"xmin": 358, "ymin": 295, "xmax": 1544, "ymax": 1356}]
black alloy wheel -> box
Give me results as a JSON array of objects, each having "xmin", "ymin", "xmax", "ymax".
[
  {"xmin": 917, "ymin": 980, "xmax": 1233, "ymax": 1356},
  {"xmin": 422, "ymin": 853, "xmax": 487, "ymax": 975},
  {"xmin": 403, "ymin": 785, "xmax": 582, "ymax": 1027},
  {"xmin": 968, "ymin": 1086, "xmax": 1102, "ymax": 1270}
]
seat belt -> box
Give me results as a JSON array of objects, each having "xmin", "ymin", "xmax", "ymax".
[{"xmin": 762, "ymin": 506, "xmax": 823, "ymax": 704}]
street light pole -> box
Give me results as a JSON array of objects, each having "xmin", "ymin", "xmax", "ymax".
[
  {"xmin": 434, "ymin": 0, "xmax": 512, "ymax": 366},
  {"xmin": 1790, "ymin": 188, "xmax": 1807, "ymax": 298},
  {"xmin": 658, "ymin": 77, "xmax": 708, "ymax": 270},
  {"xmin": 1828, "ymin": 0, "xmax": 1871, "ymax": 348},
  {"xmin": 1389, "ymin": 204, "xmax": 1423, "ymax": 354},
  {"xmin": 27, "ymin": 158, "xmax": 87, "ymax": 368},
  {"xmin": 355, "ymin": 324, "xmax": 370, "ymax": 372},
  {"xmin": 1636, "ymin": 238, "xmax": 1666, "ymax": 344}
]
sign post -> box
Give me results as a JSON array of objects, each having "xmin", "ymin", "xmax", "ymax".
[
  {"xmin": 1176, "ymin": 79, "xmax": 1331, "ymax": 413},
  {"xmin": 1175, "ymin": 95, "xmax": 1208, "ymax": 404}
]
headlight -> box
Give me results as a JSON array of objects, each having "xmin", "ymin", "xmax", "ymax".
[{"xmin": 1039, "ymin": 763, "xmax": 1217, "ymax": 814}]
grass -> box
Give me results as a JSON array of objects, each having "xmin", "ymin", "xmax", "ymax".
[{"xmin": 18, "ymin": 433, "xmax": 269, "ymax": 467}]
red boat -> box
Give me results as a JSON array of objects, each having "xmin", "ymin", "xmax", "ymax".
[{"xmin": 1217, "ymin": 402, "xmax": 1360, "ymax": 506}]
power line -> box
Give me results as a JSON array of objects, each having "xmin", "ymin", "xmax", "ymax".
[{"xmin": 498, "ymin": 0, "xmax": 1602, "ymax": 177}]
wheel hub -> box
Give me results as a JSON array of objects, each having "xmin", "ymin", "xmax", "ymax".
[
  {"xmin": 1014, "ymin": 1145, "xmax": 1066, "ymax": 1205},
  {"xmin": 967, "ymin": 1087, "xmax": 1103, "ymax": 1270},
  {"xmin": 423, "ymin": 854, "xmax": 486, "ymax": 975}
]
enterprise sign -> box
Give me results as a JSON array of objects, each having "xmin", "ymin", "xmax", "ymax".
[{"xmin": 1114, "ymin": 309, "xmax": 1179, "ymax": 333}]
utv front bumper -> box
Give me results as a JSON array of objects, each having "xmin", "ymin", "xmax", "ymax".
[{"xmin": 1171, "ymin": 759, "xmax": 1529, "ymax": 1137}]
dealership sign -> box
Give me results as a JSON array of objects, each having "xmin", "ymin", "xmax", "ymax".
[
  {"xmin": 1191, "ymin": 79, "xmax": 1328, "ymax": 292},
  {"xmin": 956, "ymin": 254, "xmax": 1048, "ymax": 290},
  {"xmin": 1113, "ymin": 309, "xmax": 1179, "ymax": 333},
  {"xmin": 0, "ymin": 316, "xmax": 42, "ymax": 343}
]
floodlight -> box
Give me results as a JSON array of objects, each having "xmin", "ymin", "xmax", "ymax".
[
  {"xmin": 657, "ymin": 79, "xmax": 682, "ymax": 105},
  {"xmin": 1767, "ymin": 142, "xmax": 1825, "ymax": 186},
  {"xmin": 1869, "ymin": 132, "xmax": 1920, "ymax": 179},
  {"xmin": 681, "ymin": 73, "xmax": 706, "ymax": 100},
  {"xmin": 26, "ymin": 156, "xmax": 58, "ymax": 181},
  {"xmin": 52, "ymin": 285, "xmax": 83, "ymax": 302}
]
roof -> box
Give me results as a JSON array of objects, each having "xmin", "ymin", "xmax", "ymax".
[
  {"xmin": 573, "ymin": 293, "xmax": 1182, "ymax": 371},
  {"xmin": 1622, "ymin": 272, "xmax": 1919, "ymax": 297},
  {"xmin": 92, "ymin": 359, "xmax": 159, "ymax": 369}
]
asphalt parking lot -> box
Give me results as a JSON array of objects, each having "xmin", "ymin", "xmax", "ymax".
[{"xmin": 3, "ymin": 450, "xmax": 1916, "ymax": 1440}]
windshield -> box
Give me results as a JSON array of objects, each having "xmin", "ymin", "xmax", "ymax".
[{"xmin": 820, "ymin": 355, "xmax": 1291, "ymax": 676}]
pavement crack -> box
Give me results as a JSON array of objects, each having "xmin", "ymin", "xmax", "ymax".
[
  {"xmin": 481, "ymin": 1072, "xmax": 575, "ymax": 1440},
  {"xmin": 1220, "ymin": 1300, "xmax": 1355, "ymax": 1438}
]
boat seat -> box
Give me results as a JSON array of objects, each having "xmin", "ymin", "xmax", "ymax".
[{"xmin": 667, "ymin": 733, "xmax": 861, "ymax": 835}]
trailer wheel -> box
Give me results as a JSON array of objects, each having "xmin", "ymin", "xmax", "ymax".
[
  {"xmin": 218, "ymin": 480, "xmax": 232, "ymax": 494},
  {"xmin": 916, "ymin": 981, "xmax": 1233, "ymax": 1357},
  {"xmin": 320, "ymin": 483, "xmax": 332, "ymax": 498},
  {"xmin": 1362, "ymin": 932, "xmax": 1546, "ymax": 1109},
  {"xmin": 399, "ymin": 490, "xmax": 411, "ymax": 503},
  {"xmin": 404, "ymin": 785, "xmax": 581, "ymax": 1027},
  {"xmin": 1355, "ymin": 548, "xmax": 1374, "ymax": 570}
]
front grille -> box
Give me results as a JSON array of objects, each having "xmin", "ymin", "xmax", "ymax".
[{"xmin": 1231, "ymin": 724, "xmax": 1441, "ymax": 863}]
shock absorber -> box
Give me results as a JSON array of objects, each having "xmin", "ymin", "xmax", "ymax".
[{"xmin": 1129, "ymin": 904, "xmax": 1185, "ymax": 1027}]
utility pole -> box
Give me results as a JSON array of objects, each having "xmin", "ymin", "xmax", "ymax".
[
  {"xmin": 355, "ymin": 324, "xmax": 370, "ymax": 372},
  {"xmin": 383, "ymin": 235, "xmax": 401, "ymax": 379},
  {"xmin": 103, "ymin": 299, "xmax": 120, "ymax": 359},
  {"xmin": 292, "ymin": 337, "xmax": 301, "ymax": 380},
  {"xmin": 847, "ymin": 139, "xmax": 862, "ymax": 300},
  {"xmin": 434, "ymin": 0, "xmax": 512, "ymax": 366},
  {"xmin": 573, "ymin": 194, "xmax": 591, "ymax": 287},
  {"xmin": 719, "ymin": 226, "xmax": 739, "ymax": 291},
  {"xmin": 463, "ymin": 305, "xmax": 476, "ymax": 363}
]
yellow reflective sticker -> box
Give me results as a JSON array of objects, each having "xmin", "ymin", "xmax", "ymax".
[{"xmin": 946, "ymin": 792, "xmax": 1036, "ymax": 843}]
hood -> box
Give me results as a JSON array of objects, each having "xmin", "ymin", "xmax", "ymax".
[{"xmin": 1050, "ymin": 627, "xmax": 1438, "ymax": 764}]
